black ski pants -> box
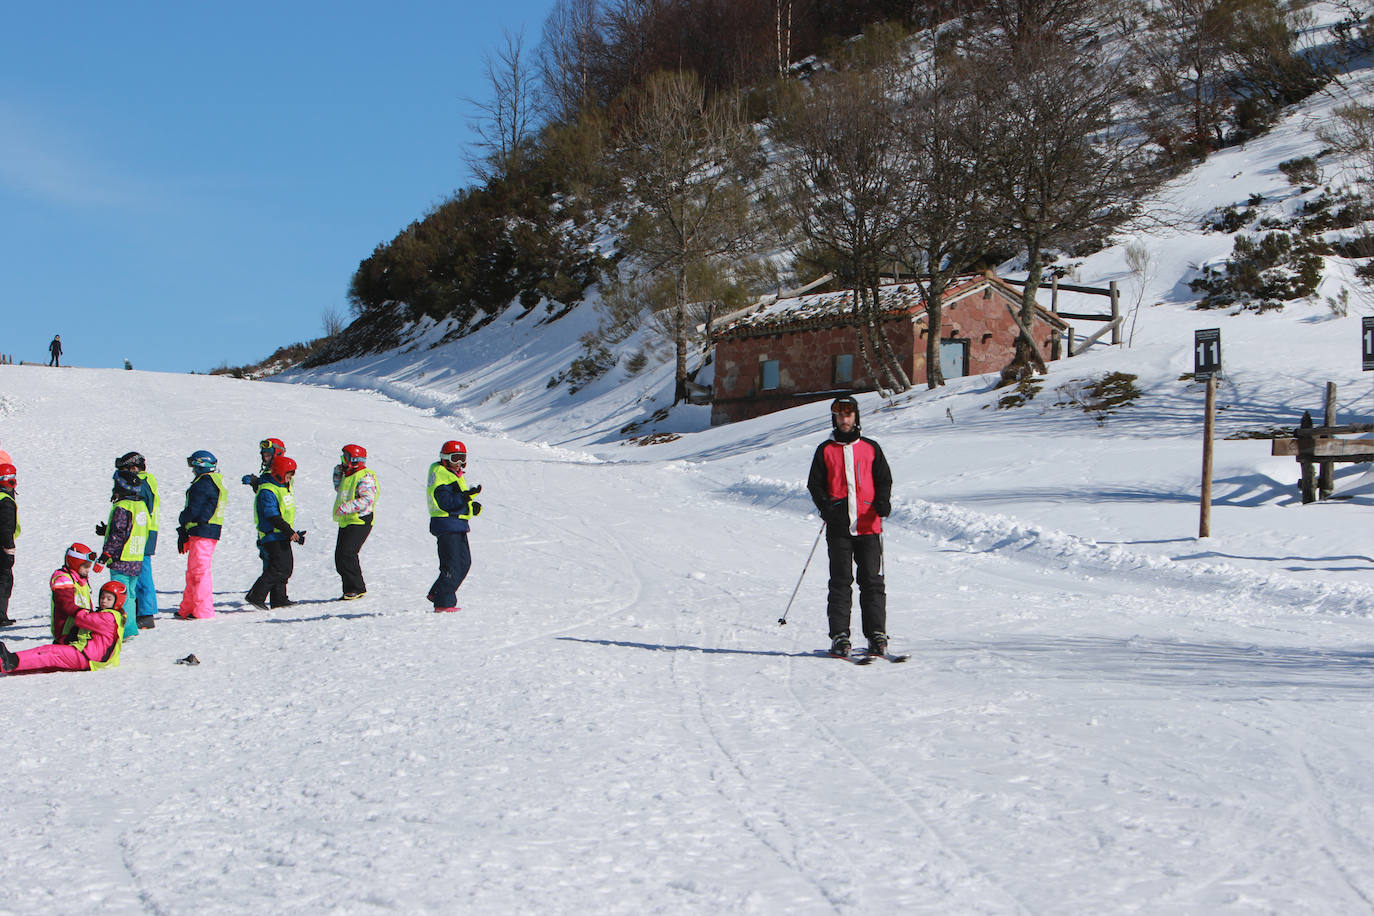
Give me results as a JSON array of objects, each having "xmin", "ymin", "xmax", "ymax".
[
  {"xmin": 825, "ymin": 531, "xmax": 886, "ymax": 641},
  {"xmin": 247, "ymin": 539, "xmax": 294, "ymax": 608},
  {"xmin": 0, "ymin": 551, "xmax": 13, "ymax": 622},
  {"xmin": 334, "ymin": 518, "xmax": 372, "ymax": 595}
]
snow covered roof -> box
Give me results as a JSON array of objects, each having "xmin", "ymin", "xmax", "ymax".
[{"xmin": 713, "ymin": 274, "xmax": 1069, "ymax": 338}]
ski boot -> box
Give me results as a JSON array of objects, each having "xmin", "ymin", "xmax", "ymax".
[
  {"xmin": 867, "ymin": 632, "xmax": 889, "ymax": 658},
  {"xmin": 829, "ymin": 634, "xmax": 852, "ymax": 658}
]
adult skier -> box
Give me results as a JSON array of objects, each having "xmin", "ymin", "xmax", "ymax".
[
  {"xmin": 426, "ymin": 441, "xmax": 482, "ymax": 613},
  {"xmin": 0, "ymin": 579, "xmax": 126, "ymax": 675},
  {"xmin": 49, "ymin": 543, "xmax": 99, "ymax": 643},
  {"xmin": 98, "ymin": 469, "xmax": 148, "ymax": 640},
  {"xmin": 0, "ymin": 464, "xmax": 16, "ymax": 627},
  {"xmin": 807, "ymin": 396, "xmax": 893, "ymax": 659},
  {"xmin": 176, "ymin": 450, "xmax": 226, "ymax": 619},
  {"xmin": 245, "ymin": 455, "xmax": 303, "ymax": 610},
  {"xmin": 48, "ymin": 334, "xmax": 62, "ymax": 367},
  {"xmin": 242, "ymin": 437, "xmax": 286, "ymax": 491},
  {"xmin": 332, "ymin": 444, "xmax": 377, "ymax": 599},
  {"xmin": 107, "ymin": 452, "xmax": 160, "ymax": 629}
]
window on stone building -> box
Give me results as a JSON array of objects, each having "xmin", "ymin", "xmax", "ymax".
[
  {"xmin": 833, "ymin": 353, "xmax": 854, "ymax": 386},
  {"xmin": 760, "ymin": 359, "xmax": 780, "ymax": 391}
]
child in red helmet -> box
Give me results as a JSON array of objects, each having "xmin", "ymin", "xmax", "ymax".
[
  {"xmin": 426, "ymin": 440, "xmax": 482, "ymax": 613},
  {"xmin": 0, "ymin": 463, "xmax": 16, "ymax": 627},
  {"xmin": 332, "ymin": 444, "xmax": 377, "ymax": 600},
  {"xmin": 50, "ymin": 543, "xmax": 98, "ymax": 642},
  {"xmin": 244, "ymin": 455, "xmax": 303, "ymax": 610},
  {"xmin": 0, "ymin": 553, "xmax": 124, "ymax": 675}
]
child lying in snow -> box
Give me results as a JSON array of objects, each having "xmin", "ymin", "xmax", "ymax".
[{"xmin": 0, "ymin": 579, "xmax": 126, "ymax": 675}]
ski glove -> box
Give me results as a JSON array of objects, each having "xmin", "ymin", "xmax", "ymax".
[
  {"xmin": 470, "ymin": 501, "xmax": 482, "ymax": 517},
  {"xmin": 176, "ymin": 528, "xmax": 189, "ymax": 554},
  {"xmin": 94, "ymin": 522, "xmax": 107, "ymax": 537},
  {"xmin": 873, "ymin": 499, "xmax": 891, "ymax": 518},
  {"xmin": 241, "ymin": 474, "xmax": 255, "ymax": 487},
  {"xmin": 821, "ymin": 499, "xmax": 847, "ymax": 529},
  {"xmin": 464, "ymin": 484, "xmax": 482, "ymax": 497}
]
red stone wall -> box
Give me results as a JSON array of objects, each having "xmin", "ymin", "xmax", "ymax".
[{"xmin": 710, "ymin": 286, "xmax": 1060, "ymax": 425}]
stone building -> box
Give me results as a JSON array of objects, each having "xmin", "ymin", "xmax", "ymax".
[{"xmin": 709, "ymin": 274, "xmax": 1069, "ymax": 425}]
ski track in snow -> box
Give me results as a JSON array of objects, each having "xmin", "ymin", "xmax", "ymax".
[{"xmin": 2, "ymin": 366, "xmax": 1374, "ymax": 913}]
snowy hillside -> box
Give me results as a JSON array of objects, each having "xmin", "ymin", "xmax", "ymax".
[{"xmin": 5, "ymin": 43, "xmax": 1374, "ymax": 916}]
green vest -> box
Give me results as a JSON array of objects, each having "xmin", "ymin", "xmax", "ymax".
[
  {"xmin": 73, "ymin": 607, "xmax": 124, "ymax": 670},
  {"xmin": 140, "ymin": 471, "xmax": 160, "ymax": 534},
  {"xmin": 427, "ymin": 462, "xmax": 476, "ymax": 520},
  {"xmin": 111, "ymin": 498, "xmax": 149, "ymax": 562},
  {"xmin": 255, "ymin": 479, "xmax": 296, "ymax": 539},
  {"xmin": 0, "ymin": 490, "xmax": 16, "ymax": 538},
  {"xmin": 334, "ymin": 467, "xmax": 378, "ymax": 527},
  {"xmin": 207, "ymin": 472, "xmax": 227, "ymax": 526}
]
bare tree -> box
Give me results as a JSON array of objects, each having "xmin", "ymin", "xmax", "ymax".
[
  {"xmin": 770, "ymin": 66, "xmax": 913, "ymax": 395},
  {"xmin": 970, "ymin": 36, "xmax": 1159, "ymax": 384},
  {"xmin": 1131, "ymin": 0, "xmax": 1239, "ymax": 152},
  {"xmin": 892, "ymin": 49, "xmax": 1001, "ymax": 389},
  {"xmin": 465, "ymin": 28, "xmax": 538, "ymax": 183},
  {"xmin": 538, "ymin": 0, "xmax": 603, "ymax": 122},
  {"xmin": 615, "ymin": 70, "xmax": 765, "ymax": 403}
]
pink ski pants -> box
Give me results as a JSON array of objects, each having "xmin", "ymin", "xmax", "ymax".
[
  {"xmin": 13, "ymin": 644, "xmax": 90, "ymax": 673},
  {"xmin": 178, "ymin": 536, "xmax": 218, "ymax": 619}
]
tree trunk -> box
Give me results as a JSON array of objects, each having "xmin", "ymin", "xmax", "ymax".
[
  {"xmin": 851, "ymin": 287, "xmax": 891, "ymax": 397},
  {"xmin": 674, "ymin": 265, "xmax": 689, "ymax": 404},
  {"xmin": 870, "ymin": 279, "xmax": 912, "ymax": 392},
  {"xmin": 1000, "ymin": 242, "xmax": 1049, "ymax": 385},
  {"xmin": 924, "ymin": 272, "xmax": 948, "ymax": 389}
]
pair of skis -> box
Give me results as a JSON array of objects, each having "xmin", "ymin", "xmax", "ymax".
[{"xmin": 821, "ymin": 648, "xmax": 909, "ymax": 665}]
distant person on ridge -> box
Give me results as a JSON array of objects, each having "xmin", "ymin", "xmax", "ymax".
[
  {"xmin": 244, "ymin": 455, "xmax": 303, "ymax": 610},
  {"xmin": 807, "ymin": 395, "xmax": 893, "ymax": 660},
  {"xmin": 176, "ymin": 450, "xmax": 226, "ymax": 619},
  {"xmin": 332, "ymin": 444, "xmax": 377, "ymax": 600},
  {"xmin": 0, "ymin": 464, "xmax": 17, "ymax": 628},
  {"xmin": 242, "ymin": 437, "xmax": 286, "ymax": 491},
  {"xmin": 426, "ymin": 441, "xmax": 482, "ymax": 613},
  {"xmin": 98, "ymin": 469, "xmax": 149, "ymax": 640},
  {"xmin": 0, "ymin": 577, "xmax": 126, "ymax": 676},
  {"xmin": 48, "ymin": 334, "xmax": 62, "ymax": 367}
]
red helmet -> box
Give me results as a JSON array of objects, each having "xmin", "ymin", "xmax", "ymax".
[
  {"xmin": 259, "ymin": 437, "xmax": 286, "ymax": 456},
  {"xmin": 271, "ymin": 455, "xmax": 298, "ymax": 480},
  {"xmin": 99, "ymin": 579, "xmax": 128, "ymax": 611},
  {"xmin": 65, "ymin": 542, "xmax": 97, "ymax": 573},
  {"xmin": 0, "ymin": 463, "xmax": 15, "ymax": 491},
  {"xmin": 341, "ymin": 444, "xmax": 367, "ymax": 467},
  {"xmin": 440, "ymin": 440, "xmax": 467, "ymax": 463}
]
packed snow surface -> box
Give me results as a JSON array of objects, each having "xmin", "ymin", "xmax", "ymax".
[{"xmin": 2, "ymin": 344, "xmax": 1373, "ymax": 914}]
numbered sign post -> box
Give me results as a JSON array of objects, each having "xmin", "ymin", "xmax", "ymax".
[
  {"xmin": 1195, "ymin": 329, "xmax": 1221, "ymax": 538},
  {"xmin": 1364, "ymin": 316, "xmax": 1374, "ymax": 371}
]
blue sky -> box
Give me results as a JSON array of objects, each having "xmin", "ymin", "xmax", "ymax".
[{"xmin": 1, "ymin": 1, "xmax": 557, "ymax": 373}]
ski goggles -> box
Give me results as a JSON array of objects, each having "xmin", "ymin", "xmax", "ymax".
[
  {"xmin": 259, "ymin": 439, "xmax": 285, "ymax": 453},
  {"xmin": 441, "ymin": 451, "xmax": 467, "ymax": 465},
  {"xmin": 0, "ymin": 473, "xmax": 14, "ymax": 487}
]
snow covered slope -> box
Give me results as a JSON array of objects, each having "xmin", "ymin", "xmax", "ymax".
[{"xmin": 2, "ymin": 336, "xmax": 1374, "ymax": 914}]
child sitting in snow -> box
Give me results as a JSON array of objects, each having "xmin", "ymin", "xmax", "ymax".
[{"xmin": 1, "ymin": 578, "xmax": 127, "ymax": 675}]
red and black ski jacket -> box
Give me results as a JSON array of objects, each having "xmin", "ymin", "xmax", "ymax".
[{"xmin": 807, "ymin": 435, "xmax": 892, "ymax": 536}]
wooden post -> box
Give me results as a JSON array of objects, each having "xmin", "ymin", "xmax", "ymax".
[
  {"xmin": 1067, "ymin": 326, "xmax": 1076, "ymax": 357},
  {"xmin": 1200, "ymin": 375, "xmax": 1216, "ymax": 537},
  {"xmin": 1051, "ymin": 276, "xmax": 1059, "ymax": 315},
  {"xmin": 1109, "ymin": 281, "xmax": 1121, "ymax": 345},
  {"xmin": 1319, "ymin": 382, "xmax": 1337, "ymax": 499},
  {"xmin": 1298, "ymin": 411, "xmax": 1317, "ymax": 504}
]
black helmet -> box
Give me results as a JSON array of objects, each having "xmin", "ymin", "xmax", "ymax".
[
  {"xmin": 830, "ymin": 396, "xmax": 861, "ymax": 440},
  {"xmin": 116, "ymin": 451, "xmax": 146, "ymax": 471}
]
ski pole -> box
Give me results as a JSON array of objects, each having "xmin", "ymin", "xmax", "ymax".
[{"xmin": 778, "ymin": 522, "xmax": 825, "ymax": 626}]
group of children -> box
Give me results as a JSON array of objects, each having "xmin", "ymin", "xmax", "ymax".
[{"xmin": 0, "ymin": 435, "xmax": 480, "ymax": 677}]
